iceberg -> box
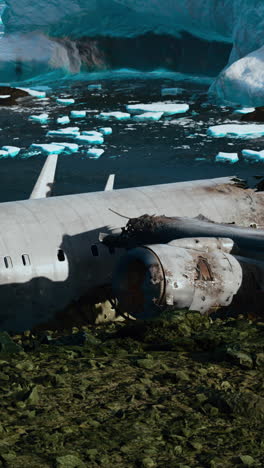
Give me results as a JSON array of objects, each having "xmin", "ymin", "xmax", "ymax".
[
  {"xmin": 56, "ymin": 98, "xmax": 75, "ymax": 105},
  {"xmin": 82, "ymin": 130, "xmax": 103, "ymax": 137},
  {"xmin": 234, "ymin": 108, "xmax": 255, "ymax": 115},
  {"xmin": 98, "ymin": 112, "xmax": 130, "ymax": 121},
  {"xmin": 30, "ymin": 143, "xmax": 65, "ymax": 154},
  {"xmin": 99, "ymin": 127, "xmax": 112, "ymax": 135},
  {"xmin": 215, "ymin": 152, "xmax": 239, "ymax": 163},
  {"xmin": 0, "ymin": 150, "xmax": 9, "ymax": 158},
  {"xmin": 2, "ymin": 146, "xmax": 21, "ymax": 157},
  {"xmin": 77, "ymin": 134, "xmax": 104, "ymax": 144},
  {"xmin": 241, "ymin": 149, "xmax": 264, "ymax": 162},
  {"xmin": 51, "ymin": 142, "xmax": 79, "ymax": 153},
  {"xmin": 207, "ymin": 124, "xmax": 264, "ymax": 138},
  {"xmin": 87, "ymin": 148, "xmax": 104, "ymax": 159},
  {"xmin": 29, "ymin": 113, "xmax": 49, "ymax": 123},
  {"xmin": 57, "ymin": 116, "xmax": 70, "ymax": 125},
  {"xmin": 133, "ymin": 112, "xmax": 164, "ymax": 121},
  {"xmin": 47, "ymin": 127, "xmax": 80, "ymax": 137},
  {"xmin": 126, "ymin": 103, "xmax": 189, "ymax": 115},
  {"xmin": 70, "ymin": 110, "xmax": 86, "ymax": 118}
]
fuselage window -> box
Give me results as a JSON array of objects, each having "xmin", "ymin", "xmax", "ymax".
[
  {"xmin": 22, "ymin": 254, "xmax": 31, "ymax": 266},
  {"xmin": 57, "ymin": 249, "xmax": 66, "ymax": 262},
  {"xmin": 4, "ymin": 256, "xmax": 13, "ymax": 269},
  {"xmin": 108, "ymin": 246, "xmax": 115, "ymax": 255},
  {"xmin": 91, "ymin": 245, "xmax": 99, "ymax": 257}
]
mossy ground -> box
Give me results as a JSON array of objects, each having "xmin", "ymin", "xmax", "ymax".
[{"xmin": 1, "ymin": 311, "xmax": 264, "ymax": 467}]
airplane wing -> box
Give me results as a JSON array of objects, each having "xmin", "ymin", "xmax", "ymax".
[{"xmin": 30, "ymin": 154, "xmax": 58, "ymax": 199}]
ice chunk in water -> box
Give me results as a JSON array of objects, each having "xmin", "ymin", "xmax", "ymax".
[
  {"xmin": 56, "ymin": 98, "xmax": 75, "ymax": 105},
  {"xmin": 47, "ymin": 127, "xmax": 80, "ymax": 137},
  {"xmin": 30, "ymin": 143, "xmax": 65, "ymax": 154},
  {"xmin": 133, "ymin": 112, "xmax": 164, "ymax": 121},
  {"xmin": 2, "ymin": 146, "xmax": 20, "ymax": 157},
  {"xmin": 0, "ymin": 150, "xmax": 9, "ymax": 158},
  {"xmin": 241, "ymin": 149, "xmax": 264, "ymax": 161},
  {"xmin": 77, "ymin": 134, "xmax": 104, "ymax": 144},
  {"xmin": 51, "ymin": 142, "xmax": 79, "ymax": 153},
  {"xmin": 98, "ymin": 112, "xmax": 130, "ymax": 120},
  {"xmin": 161, "ymin": 88, "xmax": 184, "ymax": 96},
  {"xmin": 99, "ymin": 127, "xmax": 112, "ymax": 135},
  {"xmin": 234, "ymin": 107, "xmax": 255, "ymax": 114},
  {"xmin": 215, "ymin": 152, "xmax": 239, "ymax": 163},
  {"xmin": 57, "ymin": 116, "xmax": 70, "ymax": 124},
  {"xmin": 18, "ymin": 88, "xmax": 46, "ymax": 98},
  {"xmin": 126, "ymin": 103, "xmax": 189, "ymax": 115},
  {"xmin": 88, "ymin": 84, "xmax": 102, "ymax": 91},
  {"xmin": 82, "ymin": 130, "xmax": 103, "ymax": 137},
  {"xmin": 207, "ymin": 124, "xmax": 264, "ymax": 138},
  {"xmin": 29, "ymin": 113, "xmax": 49, "ymax": 123},
  {"xmin": 70, "ymin": 110, "xmax": 86, "ymax": 118},
  {"xmin": 87, "ymin": 148, "xmax": 104, "ymax": 159}
]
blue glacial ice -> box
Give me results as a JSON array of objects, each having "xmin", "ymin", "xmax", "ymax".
[
  {"xmin": 126, "ymin": 103, "xmax": 189, "ymax": 115},
  {"xmin": 30, "ymin": 143, "xmax": 65, "ymax": 154},
  {"xmin": 70, "ymin": 110, "xmax": 87, "ymax": 118},
  {"xmin": 29, "ymin": 113, "xmax": 49, "ymax": 123},
  {"xmin": 47, "ymin": 127, "xmax": 80, "ymax": 137},
  {"xmin": 57, "ymin": 116, "xmax": 70, "ymax": 124},
  {"xmin": 161, "ymin": 88, "xmax": 184, "ymax": 96},
  {"xmin": 215, "ymin": 152, "xmax": 239, "ymax": 163},
  {"xmin": 56, "ymin": 98, "xmax": 75, "ymax": 105},
  {"xmin": 99, "ymin": 127, "xmax": 112, "ymax": 135},
  {"xmin": 2, "ymin": 146, "xmax": 21, "ymax": 157},
  {"xmin": 133, "ymin": 112, "xmax": 164, "ymax": 121},
  {"xmin": 234, "ymin": 107, "xmax": 255, "ymax": 115},
  {"xmin": 98, "ymin": 112, "xmax": 130, "ymax": 121},
  {"xmin": 77, "ymin": 134, "xmax": 104, "ymax": 144},
  {"xmin": 87, "ymin": 148, "xmax": 104, "ymax": 159},
  {"xmin": 207, "ymin": 124, "xmax": 264, "ymax": 138},
  {"xmin": 88, "ymin": 84, "xmax": 102, "ymax": 91},
  {"xmin": 241, "ymin": 149, "xmax": 264, "ymax": 162}
]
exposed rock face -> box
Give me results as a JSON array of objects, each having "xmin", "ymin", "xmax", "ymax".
[
  {"xmin": 0, "ymin": 86, "xmax": 30, "ymax": 106},
  {"xmin": 241, "ymin": 106, "xmax": 264, "ymax": 122}
]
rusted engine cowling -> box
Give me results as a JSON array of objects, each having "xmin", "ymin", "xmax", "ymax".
[{"xmin": 112, "ymin": 241, "xmax": 243, "ymax": 319}]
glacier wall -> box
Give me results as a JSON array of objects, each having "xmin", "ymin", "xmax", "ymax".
[{"xmin": 1, "ymin": 0, "xmax": 264, "ymax": 105}]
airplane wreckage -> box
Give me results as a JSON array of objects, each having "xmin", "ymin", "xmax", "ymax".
[{"xmin": 1, "ymin": 154, "xmax": 264, "ymax": 331}]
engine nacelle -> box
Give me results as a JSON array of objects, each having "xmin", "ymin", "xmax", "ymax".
[{"xmin": 112, "ymin": 238, "xmax": 243, "ymax": 319}]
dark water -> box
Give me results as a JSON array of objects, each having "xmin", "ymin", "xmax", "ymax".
[{"xmin": 0, "ymin": 76, "xmax": 263, "ymax": 203}]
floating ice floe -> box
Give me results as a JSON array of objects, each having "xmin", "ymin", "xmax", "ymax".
[
  {"xmin": 99, "ymin": 127, "xmax": 112, "ymax": 135},
  {"xmin": 57, "ymin": 116, "xmax": 70, "ymax": 125},
  {"xmin": 98, "ymin": 112, "xmax": 130, "ymax": 120},
  {"xmin": 88, "ymin": 84, "xmax": 102, "ymax": 91},
  {"xmin": 47, "ymin": 127, "xmax": 80, "ymax": 137},
  {"xmin": 87, "ymin": 148, "xmax": 104, "ymax": 159},
  {"xmin": 126, "ymin": 103, "xmax": 189, "ymax": 115},
  {"xmin": 30, "ymin": 143, "xmax": 65, "ymax": 154},
  {"xmin": 0, "ymin": 150, "xmax": 9, "ymax": 158},
  {"xmin": 241, "ymin": 149, "xmax": 264, "ymax": 162},
  {"xmin": 82, "ymin": 130, "xmax": 103, "ymax": 137},
  {"xmin": 234, "ymin": 107, "xmax": 255, "ymax": 115},
  {"xmin": 133, "ymin": 112, "xmax": 164, "ymax": 121},
  {"xmin": 70, "ymin": 110, "xmax": 86, "ymax": 118},
  {"xmin": 0, "ymin": 95, "xmax": 11, "ymax": 99},
  {"xmin": 29, "ymin": 113, "xmax": 49, "ymax": 123},
  {"xmin": 18, "ymin": 88, "xmax": 46, "ymax": 98},
  {"xmin": 56, "ymin": 98, "xmax": 75, "ymax": 105},
  {"xmin": 215, "ymin": 152, "xmax": 239, "ymax": 163},
  {"xmin": 161, "ymin": 88, "xmax": 184, "ymax": 96},
  {"xmin": 51, "ymin": 142, "xmax": 79, "ymax": 153},
  {"xmin": 207, "ymin": 124, "xmax": 264, "ymax": 138},
  {"xmin": 77, "ymin": 134, "xmax": 104, "ymax": 144},
  {"xmin": 2, "ymin": 146, "xmax": 21, "ymax": 157}
]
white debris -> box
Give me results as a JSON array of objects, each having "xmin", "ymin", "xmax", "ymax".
[
  {"xmin": 241, "ymin": 149, "xmax": 264, "ymax": 161},
  {"xmin": 126, "ymin": 103, "xmax": 189, "ymax": 115},
  {"xmin": 0, "ymin": 150, "xmax": 9, "ymax": 158},
  {"xmin": 30, "ymin": 143, "xmax": 65, "ymax": 154},
  {"xmin": 207, "ymin": 124, "xmax": 264, "ymax": 138},
  {"xmin": 87, "ymin": 148, "xmax": 105, "ymax": 159},
  {"xmin": 77, "ymin": 134, "xmax": 104, "ymax": 144},
  {"xmin": 2, "ymin": 146, "xmax": 20, "ymax": 157},
  {"xmin": 57, "ymin": 116, "xmax": 70, "ymax": 124},
  {"xmin": 99, "ymin": 127, "xmax": 112, "ymax": 135},
  {"xmin": 234, "ymin": 107, "xmax": 255, "ymax": 114},
  {"xmin": 51, "ymin": 142, "xmax": 79, "ymax": 153},
  {"xmin": 98, "ymin": 112, "xmax": 130, "ymax": 120},
  {"xmin": 29, "ymin": 113, "xmax": 49, "ymax": 123},
  {"xmin": 215, "ymin": 152, "xmax": 239, "ymax": 163},
  {"xmin": 133, "ymin": 111, "xmax": 164, "ymax": 121},
  {"xmin": 47, "ymin": 127, "xmax": 80, "ymax": 137},
  {"xmin": 70, "ymin": 110, "xmax": 86, "ymax": 118},
  {"xmin": 88, "ymin": 84, "xmax": 102, "ymax": 91},
  {"xmin": 56, "ymin": 98, "xmax": 75, "ymax": 105},
  {"xmin": 161, "ymin": 88, "xmax": 184, "ymax": 96},
  {"xmin": 18, "ymin": 88, "xmax": 46, "ymax": 98}
]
